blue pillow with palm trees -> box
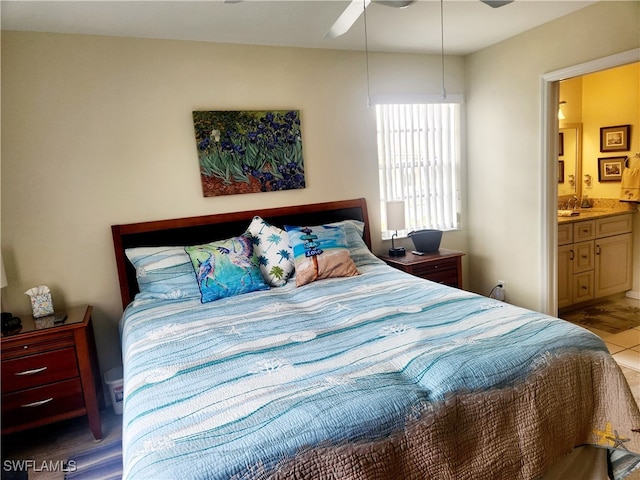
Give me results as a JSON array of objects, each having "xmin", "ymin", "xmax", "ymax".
[
  {"xmin": 246, "ymin": 216, "xmax": 295, "ymax": 287},
  {"xmin": 284, "ymin": 223, "xmax": 359, "ymax": 287},
  {"xmin": 185, "ymin": 234, "xmax": 269, "ymax": 303}
]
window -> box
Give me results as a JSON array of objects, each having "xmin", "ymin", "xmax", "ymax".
[{"xmin": 376, "ymin": 101, "xmax": 461, "ymax": 237}]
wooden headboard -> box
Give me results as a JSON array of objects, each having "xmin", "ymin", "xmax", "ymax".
[{"xmin": 111, "ymin": 198, "xmax": 371, "ymax": 309}]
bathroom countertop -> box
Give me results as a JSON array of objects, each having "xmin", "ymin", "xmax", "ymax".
[{"xmin": 558, "ymin": 200, "xmax": 637, "ymax": 224}]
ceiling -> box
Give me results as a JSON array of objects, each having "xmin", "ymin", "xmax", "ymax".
[{"xmin": 1, "ymin": 0, "xmax": 596, "ymax": 55}]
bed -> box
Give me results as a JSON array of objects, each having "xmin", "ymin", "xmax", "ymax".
[{"xmin": 112, "ymin": 198, "xmax": 640, "ymax": 480}]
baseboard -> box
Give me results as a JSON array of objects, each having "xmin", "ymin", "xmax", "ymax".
[{"xmin": 625, "ymin": 290, "xmax": 640, "ymax": 300}]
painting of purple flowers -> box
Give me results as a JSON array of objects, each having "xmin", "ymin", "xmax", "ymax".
[{"xmin": 192, "ymin": 110, "xmax": 306, "ymax": 197}]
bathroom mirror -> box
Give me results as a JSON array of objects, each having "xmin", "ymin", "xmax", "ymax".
[{"xmin": 558, "ymin": 123, "xmax": 582, "ymax": 200}]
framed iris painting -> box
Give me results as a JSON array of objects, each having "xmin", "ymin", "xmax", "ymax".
[{"xmin": 192, "ymin": 110, "xmax": 306, "ymax": 197}]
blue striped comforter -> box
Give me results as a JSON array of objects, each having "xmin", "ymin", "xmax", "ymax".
[{"xmin": 120, "ymin": 263, "xmax": 607, "ymax": 479}]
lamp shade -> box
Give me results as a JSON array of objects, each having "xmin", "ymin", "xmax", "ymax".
[
  {"xmin": 386, "ymin": 200, "xmax": 406, "ymax": 231},
  {"xmin": 1, "ymin": 256, "xmax": 7, "ymax": 289}
]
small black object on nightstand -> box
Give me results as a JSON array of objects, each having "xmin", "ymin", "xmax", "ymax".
[{"xmin": 1, "ymin": 312, "xmax": 22, "ymax": 335}]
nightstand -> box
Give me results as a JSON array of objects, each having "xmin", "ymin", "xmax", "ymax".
[
  {"xmin": 379, "ymin": 248, "xmax": 465, "ymax": 289},
  {"xmin": 1, "ymin": 305, "xmax": 103, "ymax": 440}
]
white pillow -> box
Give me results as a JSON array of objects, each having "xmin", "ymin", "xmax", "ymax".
[{"xmin": 245, "ymin": 216, "xmax": 295, "ymax": 287}]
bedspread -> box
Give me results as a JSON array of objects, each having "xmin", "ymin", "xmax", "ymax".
[{"xmin": 120, "ymin": 263, "xmax": 640, "ymax": 480}]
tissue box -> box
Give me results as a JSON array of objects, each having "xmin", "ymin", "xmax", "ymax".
[{"xmin": 30, "ymin": 293, "xmax": 54, "ymax": 318}]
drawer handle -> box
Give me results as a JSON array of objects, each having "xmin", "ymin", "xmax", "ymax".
[
  {"xmin": 569, "ymin": 250, "xmax": 575, "ymax": 260},
  {"xmin": 15, "ymin": 366, "xmax": 48, "ymax": 376},
  {"xmin": 21, "ymin": 398, "xmax": 53, "ymax": 408},
  {"xmin": 596, "ymin": 245, "xmax": 601, "ymax": 255},
  {"xmin": 581, "ymin": 255, "xmax": 588, "ymax": 259}
]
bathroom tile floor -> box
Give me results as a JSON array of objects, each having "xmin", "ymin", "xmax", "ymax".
[
  {"xmin": 561, "ymin": 296, "xmax": 640, "ymax": 415},
  {"xmin": 561, "ymin": 296, "xmax": 640, "ymax": 372}
]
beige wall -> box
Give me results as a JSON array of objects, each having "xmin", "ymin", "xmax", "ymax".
[
  {"xmin": 582, "ymin": 63, "xmax": 639, "ymax": 199},
  {"xmin": 465, "ymin": 1, "xmax": 640, "ymax": 310},
  {"xmin": 1, "ymin": 32, "xmax": 466, "ymax": 375},
  {"xmin": 561, "ymin": 63, "xmax": 640, "ymax": 198}
]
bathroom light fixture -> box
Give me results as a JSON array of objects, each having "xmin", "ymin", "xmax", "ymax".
[
  {"xmin": 558, "ymin": 101, "xmax": 567, "ymax": 120},
  {"xmin": 386, "ymin": 200, "xmax": 406, "ymax": 257}
]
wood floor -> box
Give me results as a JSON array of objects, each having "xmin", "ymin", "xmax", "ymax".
[
  {"xmin": 2, "ymin": 297, "xmax": 639, "ymax": 480},
  {"xmin": 1, "ymin": 408, "xmax": 122, "ymax": 480}
]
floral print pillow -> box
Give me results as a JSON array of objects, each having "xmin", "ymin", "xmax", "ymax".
[{"xmin": 246, "ymin": 216, "xmax": 295, "ymax": 287}]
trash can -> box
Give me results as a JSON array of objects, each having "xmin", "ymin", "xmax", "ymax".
[{"xmin": 104, "ymin": 367, "xmax": 124, "ymax": 415}]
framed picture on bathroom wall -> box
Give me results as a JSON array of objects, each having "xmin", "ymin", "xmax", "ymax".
[
  {"xmin": 558, "ymin": 160, "xmax": 564, "ymax": 183},
  {"xmin": 600, "ymin": 124, "xmax": 630, "ymax": 152},
  {"xmin": 598, "ymin": 156, "xmax": 625, "ymax": 182},
  {"xmin": 558, "ymin": 132, "xmax": 564, "ymax": 157}
]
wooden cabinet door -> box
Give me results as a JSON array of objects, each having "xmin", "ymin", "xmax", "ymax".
[{"xmin": 595, "ymin": 233, "xmax": 632, "ymax": 297}]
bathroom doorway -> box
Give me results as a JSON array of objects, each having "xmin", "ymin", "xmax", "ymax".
[
  {"xmin": 540, "ymin": 48, "xmax": 640, "ymax": 317},
  {"xmin": 541, "ymin": 50, "xmax": 640, "ymax": 373}
]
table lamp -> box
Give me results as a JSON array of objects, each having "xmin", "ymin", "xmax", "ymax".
[{"xmin": 386, "ymin": 200, "xmax": 406, "ymax": 257}]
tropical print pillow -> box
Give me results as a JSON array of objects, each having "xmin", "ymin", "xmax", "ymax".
[
  {"xmin": 246, "ymin": 216, "xmax": 295, "ymax": 287},
  {"xmin": 284, "ymin": 224, "xmax": 359, "ymax": 287},
  {"xmin": 185, "ymin": 235, "xmax": 269, "ymax": 303},
  {"xmin": 324, "ymin": 220, "xmax": 384, "ymax": 267}
]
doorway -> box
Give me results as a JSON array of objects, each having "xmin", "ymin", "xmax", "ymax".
[{"xmin": 540, "ymin": 48, "xmax": 640, "ymax": 316}]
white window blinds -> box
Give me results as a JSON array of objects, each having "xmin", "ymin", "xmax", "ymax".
[{"xmin": 376, "ymin": 103, "xmax": 461, "ymax": 235}]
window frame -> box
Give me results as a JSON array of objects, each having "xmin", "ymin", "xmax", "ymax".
[{"xmin": 373, "ymin": 94, "xmax": 464, "ymax": 240}]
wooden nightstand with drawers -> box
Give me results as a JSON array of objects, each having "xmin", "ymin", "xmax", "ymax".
[
  {"xmin": 379, "ymin": 249, "xmax": 465, "ymax": 289},
  {"xmin": 1, "ymin": 304, "xmax": 103, "ymax": 440}
]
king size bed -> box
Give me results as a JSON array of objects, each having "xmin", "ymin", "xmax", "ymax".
[{"xmin": 112, "ymin": 198, "xmax": 640, "ymax": 480}]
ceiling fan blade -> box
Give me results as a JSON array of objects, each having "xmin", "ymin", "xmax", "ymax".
[
  {"xmin": 375, "ymin": 0, "xmax": 416, "ymax": 8},
  {"xmin": 480, "ymin": 0, "xmax": 514, "ymax": 7},
  {"xmin": 324, "ymin": 0, "xmax": 371, "ymax": 40}
]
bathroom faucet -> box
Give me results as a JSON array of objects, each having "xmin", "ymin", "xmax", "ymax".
[{"xmin": 568, "ymin": 196, "xmax": 579, "ymax": 210}]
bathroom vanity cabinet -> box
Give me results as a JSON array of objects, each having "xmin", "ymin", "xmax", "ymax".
[{"xmin": 558, "ymin": 213, "xmax": 633, "ymax": 309}]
